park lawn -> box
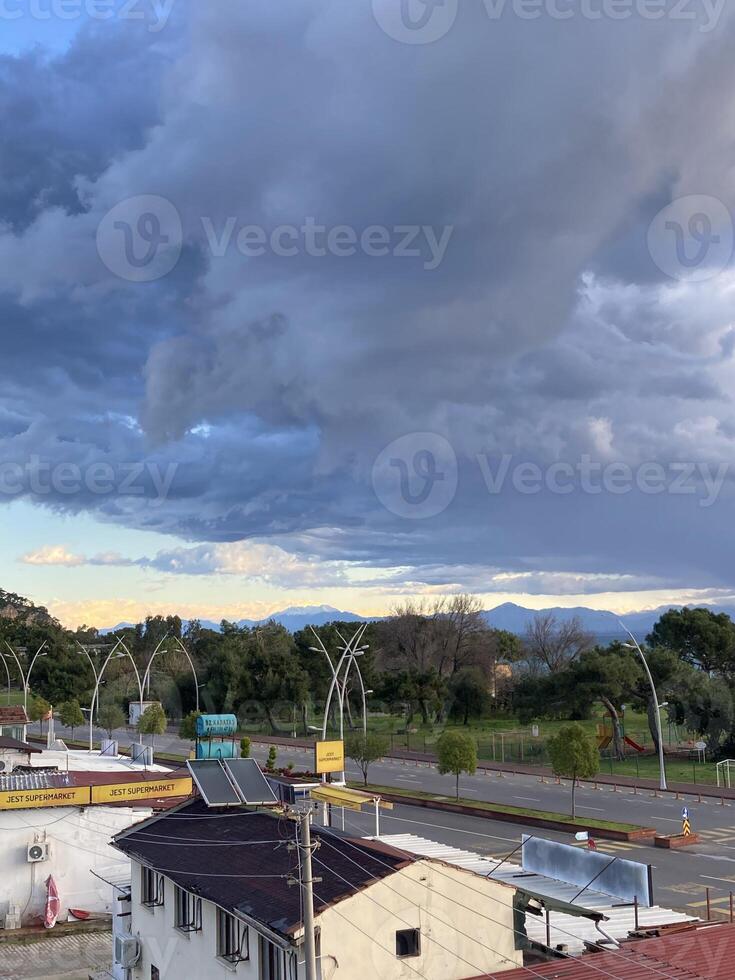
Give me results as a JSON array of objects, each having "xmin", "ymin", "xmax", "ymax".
[{"xmin": 357, "ymin": 782, "xmax": 649, "ymax": 833}]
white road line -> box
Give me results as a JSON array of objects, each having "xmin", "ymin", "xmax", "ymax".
[
  {"xmin": 513, "ymin": 797, "xmax": 541, "ymax": 803},
  {"xmin": 377, "ymin": 811, "xmax": 519, "ymax": 844},
  {"xmin": 577, "ymin": 806, "xmax": 605, "ymax": 812}
]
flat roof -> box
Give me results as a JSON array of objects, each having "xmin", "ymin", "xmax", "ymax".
[{"xmin": 379, "ymin": 834, "xmax": 695, "ymax": 955}]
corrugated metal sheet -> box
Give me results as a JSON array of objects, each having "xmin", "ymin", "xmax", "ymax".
[
  {"xmin": 0, "ymin": 771, "xmax": 72, "ymax": 791},
  {"xmin": 471, "ymin": 923, "xmax": 735, "ymax": 978},
  {"xmin": 379, "ymin": 834, "xmax": 696, "ymax": 955}
]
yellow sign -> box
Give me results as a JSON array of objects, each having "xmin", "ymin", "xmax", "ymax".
[
  {"xmin": 312, "ymin": 785, "xmax": 394, "ymax": 812},
  {"xmin": 314, "ymin": 740, "xmax": 345, "ymax": 774},
  {"xmin": 91, "ymin": 777, "xmax": 193, "ymax": 805},
  {"xmin": 0, "ymin": 786, "xmax": 90, "ymax": 810}
]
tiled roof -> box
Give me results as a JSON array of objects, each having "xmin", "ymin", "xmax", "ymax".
[
  {"xmin": 0, "ymin": 706, "xmax": 29, "ymax": 725},
  {"xmin": 113, "ymin": 798, "xmax": 413, "ymax": 938},
  {"xmin": 473, "ymin": 924, "xmax": 735, "ymax": 979}
]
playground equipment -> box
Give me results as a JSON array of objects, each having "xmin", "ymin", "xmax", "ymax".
[
  {"xmin": 596, "ymin": 717, "xmax": 645, "ymax": 753},
  {"xmin": 716, "ymin": 759, "xmax": 735, "ymax": 788}
]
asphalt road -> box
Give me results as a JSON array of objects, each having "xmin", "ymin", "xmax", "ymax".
[{"xmin": 42, "ymin": 722, "xmax": 735, "ymax": 919}]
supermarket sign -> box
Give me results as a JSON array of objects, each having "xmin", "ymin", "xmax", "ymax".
[{"xmin": 0, "ymin": 777, "xmax": 192, "ymax": 811}]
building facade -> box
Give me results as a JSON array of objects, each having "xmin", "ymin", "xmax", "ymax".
[{"xmin": 114, "ymin": 800, "xmax": 523, "ymax": 980}]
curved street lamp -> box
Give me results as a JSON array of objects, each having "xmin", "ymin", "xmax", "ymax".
[
  {"xmin": 0, "ymin": 650, "xmax": 11, "ymax": 704},
  {"xmin": 4, "ymin": 640, "xmax": 48, "ymax": 711},
  {"xmin": 619, "ymin": 620, "xmax": 668, "ymax": 792},
  {"xmin": 171, "ymin": 635, "xmax": 201, "ymax": 713},
  {"xmin": 77, "ymin": 636, "xmax": 124, "ymax": 751},
  {"xmin": 310, "ymin": 623, "xmax": 369, "ymax": 783}
]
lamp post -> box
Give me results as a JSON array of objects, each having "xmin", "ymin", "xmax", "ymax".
[
  {"xmin": 4, "ymin": 640, "xmax": 48, "ymax": 711},
  {"xmin": 171, "ymin": 636, "xmax": 201, "ymax": 713},
  {"xmin": 312, "ymin": 623, "xmax": 368, "ymax": 743},
  {"xmin": 619, "ymin": 620, "xmax": 668, "ymax": 792},
  {"xmin": 79, "ymin": 637, "xmax": 124, "ymax": 751},
  {"xmin": 0, "ymin": 650, "xmax": 11, "ymax": 704},
  {"xmin": 313, "ymin": 623, "xmax": 369, "ymax": 784},
  {"xmin": 113, "ymin": 636, "xmax": 144, "ymax": 712}
]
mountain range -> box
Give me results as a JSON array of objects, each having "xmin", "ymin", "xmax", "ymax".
[{"xmin": 104, "ymin": 600, "xmax": 735, "ymax": 640}]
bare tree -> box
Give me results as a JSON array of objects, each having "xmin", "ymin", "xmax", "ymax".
[{"xmin": 524, "ymin": 613, "xmax": 593, "ymax": 673}]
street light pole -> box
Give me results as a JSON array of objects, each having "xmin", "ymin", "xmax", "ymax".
[
  {"xmin": 0, "ymin": 650, "xmax": 11, "ymax": 704},
  {"xmin": 619, "ymin": 620, "xmax": 668, "ymax": 792},
  {"xmin": 82, "ymin": 637, "xmax": 124, "ymax": 751},
  {"xmin": 4, "ymin": 640, "xmax": 47, "ymax": 711},
  {"xmin": 172, "ymin": 636, "xmax": 201, "ymax": 713}
]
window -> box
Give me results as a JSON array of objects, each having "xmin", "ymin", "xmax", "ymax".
[
  {"xmin": 141, "ymin": 867, "xmax": 164, "ymax": 908},
  {"xmin": 217, "ymin": 909, "xmax": 249, "ymax": 964},
  {"xmin": 174, "ymin": 885, "xmax": 202, "ymax": 933},
  {"xmin": 260, "ymin": 935, "xmax": 286, "ymax": 980},
  {"xmin": 396, "ymin": 928, "xmax": 421, "ymax": 958}
]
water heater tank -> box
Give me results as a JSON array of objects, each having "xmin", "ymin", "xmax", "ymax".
[{"xmin": 196, "ymin": 714, "xmax": 238, "ymax": 737}]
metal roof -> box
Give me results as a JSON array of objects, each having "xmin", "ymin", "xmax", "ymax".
[
  {"xmin": 0, "ymin": 771, "xmax": 72, "ymax": 791},
  {"xmin": 379, "ymin": 834, "xmax": 696, "ymax": 955},
  {"xmin": 470, "ymin": 923, "xmax": 735, "ymax": 979}
]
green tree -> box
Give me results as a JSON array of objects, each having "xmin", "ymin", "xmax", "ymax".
[
  {"xmin": 179, "ymin": 710, "xmax": 202, "ymax": 742},
  {"xmin": 345, "ymin": 731, "xmax": 390, "ymax": 785},
  {"xmin": 236, "ymin": 625, "xmax": 308, "ymax": 734},
  {"xmin": 648, "ymin": 607, "xmax": 735, "ymax": 675},
  {"xmin": 547, "ymin": 723, "xmax": 599, "ymax": 819},
  {"xmin": 58, "ymin": 699, "xmax": 85, "ymax": 740},
  {"xmin": 28, "ymin": 695, "xmax": 51, "ymax": 733},
  {"xmin": 669, "ymin": 672, "xmax": 734, "ymax": 753},
  {"xmin": 138, "ymin": 703, "xmax": 167, "ymax": 749},
  {"xmin": 240, "ymin": 736, "xmax": 251, "ymax": 759},
  {"xmin": 266, "ymin": 745, "xmax": 278, "ymax": 770},
  {"xmin": 436, "ymin": 730, "xmax": 477, "ymax": 799},
  {"xmin": 97, "ymin": 702, "xmax": 126, "ymax": 738},
  {"xmin": 448, "ymin": 668, "xmax": 490, "ymax": 725}
]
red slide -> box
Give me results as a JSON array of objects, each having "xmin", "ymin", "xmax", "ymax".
[{"xmin": 624, "ymin": 735, "xmax": 645, "ymax": 753}]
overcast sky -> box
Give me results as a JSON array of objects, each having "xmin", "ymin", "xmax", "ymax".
[{"xmin": 3, "ymin": 1, "xmax": 735, "ymax": 627}]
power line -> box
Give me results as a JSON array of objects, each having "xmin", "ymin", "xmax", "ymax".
[
  {"xmin": 310, "ymin": 850, "xmax": 520, "ymax": 978},
  {"xmin": 315, "ymin": 827, "xmax": 682, "ymax": 980}
]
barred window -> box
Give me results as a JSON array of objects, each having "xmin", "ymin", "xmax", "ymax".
[
  {"xmin": 174, "ymin": 885, "xmax": 202, "ymax": 933},
  {"xmin": 141, "ymin": 867, "xmax": 164, "ymax": 908},
  {"xmin": 217, "ymin": 908, "xmax": 249, "ymax": 963}
]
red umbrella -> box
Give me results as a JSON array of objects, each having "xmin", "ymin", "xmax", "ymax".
[{"xmin": 44, "ymin": 876, "xmax": 60, "ymax": 929}]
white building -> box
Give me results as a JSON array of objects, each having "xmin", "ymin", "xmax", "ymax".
[
  {"xmin": 0, "ymin": 802, "xmax": 152, "ymax": 928},
  {"xmin": 0, "ymin": 748, "xmax": 191, "ymax": 928},
  {"xmin": 113, "ymin": 799, "xmax": 523, "ymax": 980}
]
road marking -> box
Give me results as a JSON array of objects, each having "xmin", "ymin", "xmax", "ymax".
[
  {"xmin": 378, "ymin": 811, "xmax": 519, "ymax": 844},
  {"xmin": 576, "ymin": 806, "xmax": 605, "ymax": 812},
  {"xmin": 513, "ymin": 796, "xmax": 541, "ymax": 803},
  {"xmin": 700, "ymin": 875, "xmax": 735, "ymax": 884}
]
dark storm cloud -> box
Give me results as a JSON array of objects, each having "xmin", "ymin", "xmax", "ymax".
[{"xmin": 2, "ymin": 1, "xmax": 735, "ymax": 595}]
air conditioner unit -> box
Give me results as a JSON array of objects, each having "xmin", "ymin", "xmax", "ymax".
[
  {"xmin": 115, "ymin": 934, "xmax": 141, "ymax": 969},
  {"xmin": 27, "ymin": 842, "xmax": 49, "ymax": 863}
]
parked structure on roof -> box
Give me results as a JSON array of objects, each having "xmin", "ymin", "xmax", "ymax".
[{"xmin": 112, "ymin": 798, "xmax": 524, "ymax": 980}]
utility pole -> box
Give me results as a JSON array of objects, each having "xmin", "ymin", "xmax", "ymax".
[{"xmin": 289, "ymin": 805, "xmax": 320, "ymax": 980}]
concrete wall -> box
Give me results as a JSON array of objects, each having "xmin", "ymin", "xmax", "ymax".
[
  {"xmin": 317, "ymin": 861, "xmax": 521, "ymax": 980},
  {"xmin": 0, "ymin": 805, "xmax": 150, "ymax": 926},
  {"xmin": 127, "ymin": 858, "xmax": 521, "ymax": 980}
]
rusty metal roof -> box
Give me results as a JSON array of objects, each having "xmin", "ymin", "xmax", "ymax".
[{"xmin": 473, "ymin": 923, "xmax": 735, "ymax": 979}]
